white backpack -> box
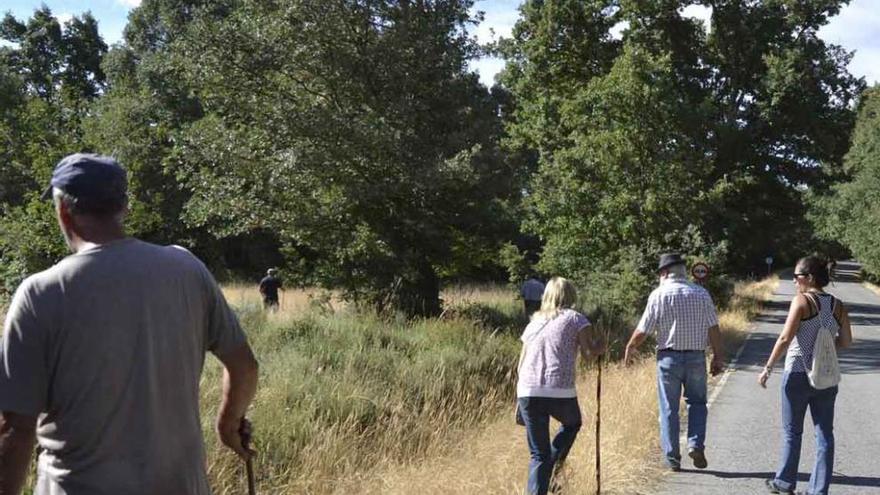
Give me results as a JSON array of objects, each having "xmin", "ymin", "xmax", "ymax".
[{"xmin": 805, "ymin": 294, "xmax": 841, "ymax": 390}]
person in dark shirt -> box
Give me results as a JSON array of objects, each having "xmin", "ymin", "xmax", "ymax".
[{"xmin": 259, "ymin": 268, "xmax": 283, "ymax": 311}]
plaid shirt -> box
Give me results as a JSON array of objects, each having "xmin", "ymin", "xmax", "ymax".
[{"xmin": 636, "ymin": 275, "xmax": 718, "ymax": 351}]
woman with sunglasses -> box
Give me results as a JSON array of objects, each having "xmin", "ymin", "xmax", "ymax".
[{"xmin": 758, "ymin": 256, "xmax": 853, "ymax": 494}]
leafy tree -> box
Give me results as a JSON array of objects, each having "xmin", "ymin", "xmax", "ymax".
[
  {"xmin": 84, "ymin": 0, "xmax": 241, "ymax": 271},
  {"xmin": 0, "ymin": 8, "xmax": 108, "ymax": 293},
  {"xmin": 810, "ymin": 86, "xmax": 880, "ymax": 275},
  {"xmin": 182, "ymin": 0, "xmax": 522, "ymax": 315},
  {"xmin": 87, "ymin": 0, "xmax": 523, "ymax": 315},
  {"xmin": 500, "ymin": 0, "xmax": 863, "ymax": 305}
]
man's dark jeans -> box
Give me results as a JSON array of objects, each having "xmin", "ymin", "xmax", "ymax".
[
  {"xmin": 524, "ymin": 299, "xmax": 541, "ymax": 318},
  {"xmin": 262, "ymin": 297, "xmax": 279, "ymax": 312},
  {"xmin": 518, "ymin": 396, "xmax": 582, "ymax": 495}
]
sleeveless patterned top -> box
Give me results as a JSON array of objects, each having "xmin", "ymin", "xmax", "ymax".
[{"xmin": 785, "ymin": 293, "xmax": 840, "ymax": 373}]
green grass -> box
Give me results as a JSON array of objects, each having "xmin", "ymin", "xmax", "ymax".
[{"xmin": 200, "ymin": 300, "xmax": 522, "ymax": 494}]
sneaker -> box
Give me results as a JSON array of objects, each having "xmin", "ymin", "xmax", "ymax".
[
  {"xmin": 688, "ymin": 448, "xmax": 708, "ymax": 469},
  {"xmin": 664, "ymin": 461, "xmax": 681, "ymax": 473},
  {"xmin": 765, "ymin": 479, "xmax": 794, "ymax": 494}
]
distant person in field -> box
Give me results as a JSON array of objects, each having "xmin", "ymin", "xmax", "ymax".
[
  {"xmin": 624, "ymin": 253, "xmax": 724, "ymax": 472},
  {"xmin": 0, "ymin": 154, "xmax": 259, "ymax": 494},
  {"xmin": 259, "ymin": 268, "xmax": 283, "ymax": 311},
  {"xmin": 520, "ymin": 273, "xmax": 545, "ymax": 318},
  {"xmin": 758, "ymin": 255, "xmax": 852, "ymax": 495},
  {"xmin": 516, "ymin": 277, "xmax": 605, "ymax": 495}
]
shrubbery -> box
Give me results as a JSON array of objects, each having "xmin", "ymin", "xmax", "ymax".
[{"xmin": 199, "ymin": 303, "xmax": 521, "ymax": 492}]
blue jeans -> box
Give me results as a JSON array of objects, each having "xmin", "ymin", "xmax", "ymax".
[
  {"xmin": 773, "ymin": 371, "xmax": 837, "ymax": 495},
  {"xmin": 518, "ymin": 397, "xmax": 582, "ymax": 495},
  {"xmin": 656, "ymin": 350, "xmax": 708, "ymax": 466}
]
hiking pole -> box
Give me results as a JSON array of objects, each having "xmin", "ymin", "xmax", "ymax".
[
  {"xmin": 595, "ymin": 353, "xmax": 602, "ymax": 495},
  {"xmin": 246, "ymin": 451, "xmax": 256, "ymax": 495},
  {"xmin": 241, "ymin": 419, "xmax": 256, "ymax": 495}
]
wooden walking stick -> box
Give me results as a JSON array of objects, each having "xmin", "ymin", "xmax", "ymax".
[
  {"xmin": 241, "ymin": 419, "xmax": 256, "ymax": 495},
  {"xmin": 595, "ymin": 353, "xmax": 602, "ymax": 495},
  {"xmin": 245, "ymin": 451, "xmax": 256, "ymax": 495}
]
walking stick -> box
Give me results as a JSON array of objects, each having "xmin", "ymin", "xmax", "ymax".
[
  {"xmin": 246, "ymin": 453, "xmax": 256, "ymax": 495},
  {"xmin": 595, "ymin": 353, "xmax": 602, "ymax": 495},
  {"xmin": 242, "ymin": 420, "xmax": 256, "ymax": 495}
]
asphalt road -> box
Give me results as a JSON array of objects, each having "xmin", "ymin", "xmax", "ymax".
[{"xmin": 653, "ymin": 261, "xmax": 880, "ymax": 494}]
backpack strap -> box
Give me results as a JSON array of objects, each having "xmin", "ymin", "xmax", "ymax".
[
  {"xmin": 803, "ymin": 292, "xmax": 820, "ymax": 319},
  {"xmin": 819, "ymin": 294, "xmax": 837, "ymax": 330}
]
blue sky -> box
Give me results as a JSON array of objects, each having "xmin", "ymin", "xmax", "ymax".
[
  {"xmin": 472, "ymin": 0, "xmax": 880, "ymax": 87},
  {"xmin": 4, "ymin": 0, "xmax": 878, "ymax": 87},
  {"xmin": 3, "ymin": 0, "xmax": 138, "ymax": 45}
]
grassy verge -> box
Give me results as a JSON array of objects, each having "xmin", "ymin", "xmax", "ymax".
[
  {"xmin": 355, "ymin": 276, "xmax": 779, "ymax": 494},
  {"xmin": 201, "ymin": 287, "xmax": 523, "ymax": 494}
]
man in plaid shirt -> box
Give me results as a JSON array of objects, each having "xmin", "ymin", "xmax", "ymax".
[{"xmin": 624, "ymin": 253, "xmax": 724, "ymax": 472}]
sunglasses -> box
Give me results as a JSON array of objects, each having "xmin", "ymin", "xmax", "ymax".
[{"xmin": 793, "ymin": 272, "xmax": 810, "ymax": 279}]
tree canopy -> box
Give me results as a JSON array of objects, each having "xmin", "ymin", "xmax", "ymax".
[
  {"xmin": 499, "ymin": 0, "xmax": 863, "ymax": 312},
  {"xmin": 0, "ymin": 1, "xmax": 869, "ymax": 315},
  {"xmin": 810, "ymin": 85, "xmax": 880, "ymax": 275},
  {"xmin": 0, "ymin": 7, "xmax": 107, "ymax": 292}
]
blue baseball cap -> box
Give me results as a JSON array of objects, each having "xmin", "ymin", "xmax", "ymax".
[{"xmin": 41, "ymin": 153, "xmax": 128, "ymax": 207}]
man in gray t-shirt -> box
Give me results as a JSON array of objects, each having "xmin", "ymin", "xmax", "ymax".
[{"xmin": 0, "ymin": 154, "xmax": 259, "ymax": 494}]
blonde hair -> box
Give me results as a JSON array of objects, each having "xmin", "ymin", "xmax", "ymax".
[{"xmin": 532, "ymin": 276, "xmax": 577, "ymax": 321}]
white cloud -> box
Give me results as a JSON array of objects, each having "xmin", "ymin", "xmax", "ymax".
[
  {"xmin": 468, "ymin": 1, "xmax": 521, "ymax": 86},
  {"xmin": 54, "ymin": 13, "xmax": 77, "ymax": 34},
  {"xmin": 117, "ymin": 0, "xmax": 142, "ymax": 7},
  {"xmin": 819, "ymin": 0, "xmax": 880, "ymax": 85},
  {"xmin": 57, "ymin": 13, "xmax": 74, "ymax": 27},
  {"xmin": 680, "ymin": 4, "xmax": 712, "ymax": 33},
  {"xmin": 471, "ymin": 0, "xmax": 520, "ymax": 44},
  {"xmin": 469, "ymin": 56, "xmax": 506, "ymax": 87},
  {"xmin": 610, "ymin": 21, "xmax": 629, "ymax": 41}
]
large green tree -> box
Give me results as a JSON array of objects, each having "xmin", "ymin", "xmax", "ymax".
[
  {"xmin": 810, "ymin": 86, "xmax": 880, "ymax": 274},
  {"xmin": 87, "ymin": 0, "xmax": 523, "ymax": 315},
  {"xmin": 501, "ymin": 0, "xmax": 863, "ymax": 301},
  {"xmin": 0, "ymin": 8, "xmax": 108, "ymax": 292}
]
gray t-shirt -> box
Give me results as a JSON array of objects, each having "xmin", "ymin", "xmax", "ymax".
[{"xmin": 0, "ymin": 238, "xmax": 247, "ymax": 495}]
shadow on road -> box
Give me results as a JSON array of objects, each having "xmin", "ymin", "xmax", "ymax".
[
  {"xmin": 844, "ymin": 301, "xmax": 880, "ymax": 326},
  {"xmin": 753, "ymin": 298, "xmax": 880, "ymax": 327},
  {"xmin": 680, "ymin": 469, "xmax": 880, "ymax": 488},
  {"xmin": 831, "ymin": 260, "xmax": 862, "ymax": 284},
  {"xmin": 752, "ymin": 298, "xmax": 789, "ymax": 325},
  {"xmin": 838, "ymin": 338, "xmax": 880, "ymax": 374},
  {"xmin": 735, "ymin": 333, "xmax": 880, "ymax": 374}
]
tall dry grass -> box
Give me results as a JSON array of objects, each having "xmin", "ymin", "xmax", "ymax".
[
  {"xmin": 198, "ymin": 294, "xmax": 521, "ymax": 494},
  {"xmin": 354, "ymin": 276, "xmax": 780, "ymax": 495},
  {"xmin": 357, "ymin": 360, "xmax": 660, "ymax": 495},
  {"xmin": 221, "ymin": 284, "xmax": 344, "ymax": 316}
]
